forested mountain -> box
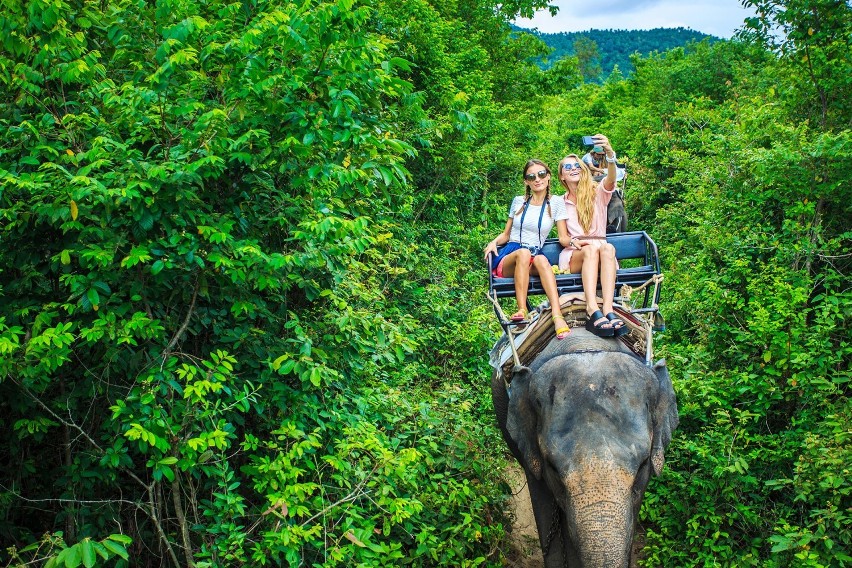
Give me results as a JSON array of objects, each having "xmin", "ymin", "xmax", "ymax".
[
  {"xmin": 514, "ymin": 25, "xmax": 717, "ymax": 79},
  {"xmin": 1, "ymin": 0, "xmax": 850, "ymax": 566}
]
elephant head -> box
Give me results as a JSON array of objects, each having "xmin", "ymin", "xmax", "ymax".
[{"xmin": 492, "ymin": 329, "xmax": 678, "ymax": 568}]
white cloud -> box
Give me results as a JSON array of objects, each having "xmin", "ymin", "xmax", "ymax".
[{"xmin": 514, "ymin": 0, "xmax": 757, "ymax": 38}]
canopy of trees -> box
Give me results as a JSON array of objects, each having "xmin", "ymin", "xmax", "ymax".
[
  {"xmin": 1, "ymin": 0, "xmax": 849, "ymax": 566},
  {"xmin": 514, "ymin": 25, "xmax": 717, "ymax": 80}
]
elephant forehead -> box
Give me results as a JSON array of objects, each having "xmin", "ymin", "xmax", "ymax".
[
  {"xmin": 533, "ymin": 352, "xmax": 654, "ymax": 406},
  {"xmin": 532, "ymin": 353, "xmax": 654, "ymax": 467}
]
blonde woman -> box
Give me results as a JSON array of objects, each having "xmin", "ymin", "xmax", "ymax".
[{"xmin": 557, "ymin": 135, "xmax": 628, "ymax": 338}]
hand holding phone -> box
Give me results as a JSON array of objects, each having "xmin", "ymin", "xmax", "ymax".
[{"xmin": 582, "ymin": 135, "xmax": 595, "ymax": 146}]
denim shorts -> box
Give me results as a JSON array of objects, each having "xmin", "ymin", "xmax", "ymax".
[{"xmin": 491, "ymin": 242, "xmax": 542, "ymax": 275}]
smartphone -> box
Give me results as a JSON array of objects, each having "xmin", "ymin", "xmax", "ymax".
[{"xmin": 582, "ymin": 136, "xmax": 595, "ymax": 146}]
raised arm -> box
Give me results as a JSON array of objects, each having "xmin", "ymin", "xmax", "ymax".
[{"xmin": 593, "ymin": 134, "xmax": 618, "ymax": 191}]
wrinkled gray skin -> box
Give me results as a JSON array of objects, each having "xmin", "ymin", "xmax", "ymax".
[{"xmin": 492, "ymin": 329, "xmax": 678, "ymax": 568}]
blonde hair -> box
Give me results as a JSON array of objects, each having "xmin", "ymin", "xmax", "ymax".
[{"xmin": 558, "ymin": 154, "xmax": 596, "ymax": 233}]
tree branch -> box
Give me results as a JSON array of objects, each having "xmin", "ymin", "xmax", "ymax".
[{"xmin": 162, "ymin": 278, "xmax": 199, "ymax": 364}]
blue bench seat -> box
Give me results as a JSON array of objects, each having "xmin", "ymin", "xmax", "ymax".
[{"xmin": 488, "ymin": 231, "xmax": 661, "ymax": 311}]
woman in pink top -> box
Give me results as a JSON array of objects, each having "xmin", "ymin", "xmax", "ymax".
[{"xmin": 556, "ymin": 134, "xmax": 627, "ymax": 338}]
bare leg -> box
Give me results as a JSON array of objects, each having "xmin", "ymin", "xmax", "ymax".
[
  {"xmin": 599, "ymin": 243, "xmax": 617, "ymax": 314},
  {"xmin": 504, "ymin": 249, "xmax": 532, "ymax": 315},
  {"xmin": 570, "ymin": 245, "xmax": 611, "ymax": 329},
  {"xmin": 598, "ymin": 243, "xmax": 626, "ymax": 332},
  {"xmin": 532, "ymin": 255, "xmax": 571, "ymax": 339},
  {"xmin": 580, "ymin": 246, "xmax": 601, "ymax": 316},
  {"xmin": 532, "ymin": 254, "xmax": 562, "ymax": 318}
]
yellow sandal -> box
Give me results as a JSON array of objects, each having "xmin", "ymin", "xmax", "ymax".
[{"xmin": 553, "ymin": 315, "xmax": 571, "ymax": 340}]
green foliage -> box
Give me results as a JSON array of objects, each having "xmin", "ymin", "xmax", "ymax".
[
  {"xmin": 228, "ymin": 383, "xmax": 508, "ymax": 566},
  {"xmin": 741, "ymin": 0, "xmax": 852, "ymax": 128},
  {"xmin": 5, "ymin": 533, "xmax": 131, "ymax": 568},
  {"xmin": 538, "ymin": 55, "xmax": 584, "ymax": 94},
  {"xmin": 0, "ymin": 0, "xmax": 544, "ymax": 565},
  {"xmin": 1, "ymin": 0, "xmax": 850, "ymax": 566},
  {"xmin": 573, "ymin": 37, "xmax": 602, "ymax": 83}
]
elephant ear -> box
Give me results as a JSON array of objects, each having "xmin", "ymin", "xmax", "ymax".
[
  {"xmin": 651, "ymin": 359, "xmax": 679, "ymax": 476},
  {"xmin": 506, "ymin": 365, "xmax": 545, "ymax": 479}
]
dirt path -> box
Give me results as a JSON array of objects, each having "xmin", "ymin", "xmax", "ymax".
[{"xmin": 505, "ymin": 464, "xmax": 544, "ymax": 568}]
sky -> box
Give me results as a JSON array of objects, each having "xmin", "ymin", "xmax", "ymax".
[{"xmin": 513, "ymin": 0, "xmax": 758, "ymax": 39}]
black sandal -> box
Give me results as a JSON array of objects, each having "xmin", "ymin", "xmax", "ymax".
[
  {"xmin": 585, "ymin": 310, "xmax": 615, "ymax": 337},
  {"xmin": 606, "ymin": 312, "xmax": 630, "ymax": 337}
]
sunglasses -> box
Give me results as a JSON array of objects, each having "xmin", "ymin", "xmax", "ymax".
[
  {"xmin": 524, "ymin": 170, "xmax": 549, "ymax": 181},
  {"xmin": 562, "ymin": 162, "xmax": 582, "ymax": 171}
]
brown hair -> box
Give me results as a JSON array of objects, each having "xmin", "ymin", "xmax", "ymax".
[{"xmin": 515, "ymin": 159, "xmax": 552, "ymax": 217}]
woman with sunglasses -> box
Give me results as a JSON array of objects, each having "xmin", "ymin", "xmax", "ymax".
[
  {"xmin": 556, "ymin": 134, "xmax": 628, "ymax": 338},
  {"xmin": 483, "ymin": 159, "xmax": 572, "ymax": 340}
]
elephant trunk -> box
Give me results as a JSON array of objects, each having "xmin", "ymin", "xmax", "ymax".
[
  {"xmin": 563, "ymin": 462, "xmax": 634, "ymax": 568},
  {"xmin": 571, "ymin": 500, "xmax": 632, "ymax": 567}
]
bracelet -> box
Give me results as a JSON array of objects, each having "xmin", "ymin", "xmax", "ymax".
[{"xmin": 605, "ymin": 153, "xmax": 617, "ymax": 163}]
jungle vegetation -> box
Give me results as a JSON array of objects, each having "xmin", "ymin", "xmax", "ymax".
[{"xmin": 0, "ymin": 0, "xmax": 849, "ymax": 566}]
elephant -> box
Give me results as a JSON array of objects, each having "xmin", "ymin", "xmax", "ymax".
[{"xmin": 491, "ymin": 328, "xmax": 678, "ymax": 568}]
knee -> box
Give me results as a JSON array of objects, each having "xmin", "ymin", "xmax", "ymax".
[
  {"xmin": 533, "ymin": 254, "xmax": 551, "ymax": 270},
  {"xmin": 601, "ymin": 243, "xmax": 616, "ymax": 259},
  {"xmin": 516, "ymin": 249, "xmax": 532, "ymax": 263}
]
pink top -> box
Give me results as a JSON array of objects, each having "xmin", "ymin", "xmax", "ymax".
[{"xmin": 562, "ymin": 180, "xmax": 614, "ymax": 238}]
